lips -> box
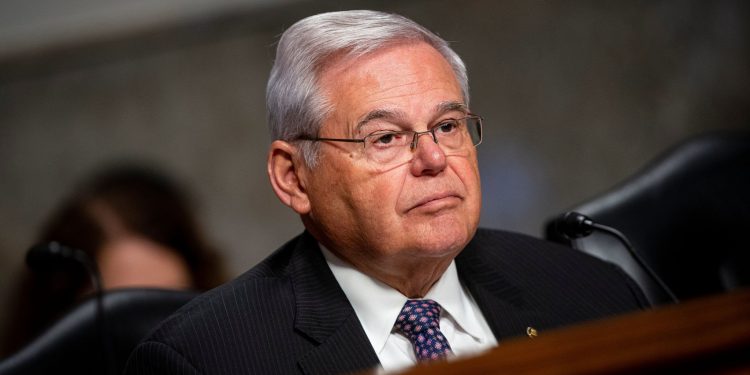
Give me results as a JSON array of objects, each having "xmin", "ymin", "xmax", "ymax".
[{"xmin": 407, "ymin": 191, "xmax": 462, "ymax": 212}]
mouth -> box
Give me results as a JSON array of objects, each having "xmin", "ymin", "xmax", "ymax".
[{"xmin": 407, "ymin": 191, "xmax": 462, "ymax": 213}]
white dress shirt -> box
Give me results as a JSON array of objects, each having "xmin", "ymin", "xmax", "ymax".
[{"xmin": 321, "ymin": 246, "xmax": 498, "ymax": 373}]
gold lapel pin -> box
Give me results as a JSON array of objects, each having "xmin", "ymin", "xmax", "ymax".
[{"xmin": 526, "ymin": 327, "xmax": 538, "ymax": 338}]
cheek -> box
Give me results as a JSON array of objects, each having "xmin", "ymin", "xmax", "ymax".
[
  {"xmin": 309, "ymin": 160, "xmax": 405, "ymax": 229},
  {"xmin": 351, "ymin": 171, "xmax": 406, "ymax": 218},
  {"xmin": 469, "ymin": 158, "xmax": 482, "ymax": 198},
  {"xmin": 451, "ymin": 155, "xmax": 482, "ymax": 210}
]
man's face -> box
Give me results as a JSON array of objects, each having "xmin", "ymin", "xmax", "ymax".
[{"xmin": 302, "ymin": 42, "xmax": 481, "ymax": 275}]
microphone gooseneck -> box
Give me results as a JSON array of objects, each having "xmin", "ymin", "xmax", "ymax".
[
  {"xmin": 553, "ymin": 212, "xmax": 680, "ymax": 304},
  {"xmin": 26, "ymin": 242, "xmax": 116, "ymax": 375}
]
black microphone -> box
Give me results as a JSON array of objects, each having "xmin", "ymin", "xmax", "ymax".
[
  {"xmin": 27, "ymin": 242, "xmax": 97, "ymax": 272},
  {"xmin": 552, "ymin": 212, "xmax": 680, "ymax": 304},
  {"xmin": 26, "ymin": 242, "xmax": 116, "ymax": 375},
  {"xmin": 552, "ymin": 211, "xmax": 595, "ymax": 239}
]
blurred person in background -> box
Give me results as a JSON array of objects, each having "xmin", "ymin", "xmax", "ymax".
[{"xmin": 1, "ymin": 164, "xmax": 227, "ymax": 357}]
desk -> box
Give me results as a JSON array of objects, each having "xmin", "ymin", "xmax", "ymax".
[{"xmin": 386, "ymin": 290, "xmax": 750, "ymax": 374}]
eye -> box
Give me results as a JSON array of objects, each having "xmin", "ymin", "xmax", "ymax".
[
  {"xmin": 367, "ymin": 131, "xmax": 406, "ymax": 147},
  {"xmin": 374, "ymin": 132, "xmax": 397, "ymax": 144},
  {"xmin": 435, "ymin": 119, "xmax": 459, "ymax": 134}
]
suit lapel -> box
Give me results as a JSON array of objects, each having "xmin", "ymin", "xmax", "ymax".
[
  {"xmin": 456, "ymin": 238, "xmax": 552, "ymax": 341},
  {"xmin": 289, "ymin": 233, "xmax": 380, "ymax": 375},
  {"xmin": 287, "ymin": 230, "xmax": 553, "ymax": 372}
]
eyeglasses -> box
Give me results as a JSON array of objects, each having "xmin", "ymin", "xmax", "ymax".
[{"xmin": 298, "ymin": 114, "xmax": 483, "ymax": 166}]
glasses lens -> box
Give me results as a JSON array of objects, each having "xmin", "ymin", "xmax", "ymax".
[
  {"xmin": 467, "ymin": 117, "xmax": 482, "ymax": 146},
  {"xmin": 364, "ymin": 131, "xmax": 411, "ymax": 164},
  {"xmin": 433, "ymin": 117, "xmax": 482, "ymax": 148},
  {"xmin": 433, "ymin": 119, "xmax": 466, "ymax": 149}
]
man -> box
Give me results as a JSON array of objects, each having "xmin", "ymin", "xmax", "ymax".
[{"xmin": 126, "ymin": 10, "xmax": 648, "ymax": 375}]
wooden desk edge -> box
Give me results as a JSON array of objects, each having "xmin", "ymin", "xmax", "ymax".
[{"xmin": 365, "ymin": 289, "xmax": 750, "ymax": 375}]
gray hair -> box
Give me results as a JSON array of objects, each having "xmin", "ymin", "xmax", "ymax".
[{"xmin": 266, "ymin": 10, "xmax": 469, "ymax": 167}]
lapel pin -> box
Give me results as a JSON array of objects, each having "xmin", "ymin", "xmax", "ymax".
[{"xmin": 526, "ymin": 327, "xmax": 538, "ymax": 338}]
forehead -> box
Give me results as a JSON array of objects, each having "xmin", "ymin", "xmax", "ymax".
[{"xmin": 318, "ymin": 42, "xmax": 464, "ymax": 129}]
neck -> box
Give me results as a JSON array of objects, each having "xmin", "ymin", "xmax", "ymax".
[
  {"xmin": 305, "ymin": 224, "xmax": 459, "ymax": 297},
  {"xmin": 388, "ymin": 260, "xmax": 453, "ymax": 298},
  {"xmin": 338, "ymin": 250, "xmax": 454, "ymax": 298}
]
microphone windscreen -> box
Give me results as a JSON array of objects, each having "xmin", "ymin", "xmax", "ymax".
[
  {"xmin": 554, "ymin": 212, "xmax": 595, "ymax": 239},
  {"xmin": 26, "ymin": 242, "xmax": 80, "ymax": 270}
]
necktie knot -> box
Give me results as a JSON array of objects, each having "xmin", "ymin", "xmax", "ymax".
[{"xmin": 394, "ymin": 299, "xmax": 453, "ymax": 361}]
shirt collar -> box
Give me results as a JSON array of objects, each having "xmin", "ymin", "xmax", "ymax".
[
  {"xmin": 423, "ymin": 260, "xmax": 488, "ymax": 342},
  {"xmin": 321, "ymin": 245, "xmax": 486, "ymax": 354}
]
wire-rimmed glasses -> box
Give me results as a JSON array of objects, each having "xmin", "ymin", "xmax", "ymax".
[{"xmin": 298, "ymin": 114, "xmax": 483, "ymax": 167}]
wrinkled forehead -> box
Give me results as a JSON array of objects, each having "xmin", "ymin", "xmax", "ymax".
[
  {"xmin": 320, "ymin": 42, "xmax": 462, "ymax": 99},
  {"xmin": 316, "ymin": 39, "xmax": 437, "ymax": 77},
  {"xmin": 324, "ymin": 47, "xmax": 460, "ymax": 132},
  {"xmin": 319, "ymin": 43, "xmax": 465, "ymax": 135}
]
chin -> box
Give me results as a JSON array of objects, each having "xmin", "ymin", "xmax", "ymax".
[{"xmin": 406, "ymin": 216, "xmax": 474, "ymax": 258}]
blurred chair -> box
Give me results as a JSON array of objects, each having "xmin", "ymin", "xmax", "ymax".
[
  {"xmin": 2, "ymin": 164, "xmax": 226, "ymax": 357},
  {"xmin": 0, "ymin": 288, "xmax": 197, "ymax": 375},
  {"xmin": 545, "ymin": 131, "xmax": 750, "ymax": 305}
]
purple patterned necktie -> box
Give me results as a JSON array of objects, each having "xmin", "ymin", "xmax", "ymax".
[{"xmin": 394, "ymin": 299, "xmax": 453, "ymax": 361}]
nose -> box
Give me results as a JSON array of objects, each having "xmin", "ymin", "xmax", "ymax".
[{"xmin": 409, "ymin": 132, "xmax": 447, "ymax": 176}]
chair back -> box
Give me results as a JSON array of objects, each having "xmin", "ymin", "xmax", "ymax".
[
  {"xmin": 0, "ymin": 288, "xmax": 197, "ymax": 375},
  {"xmin": 545, "ymin": 131, "xmax": 750, "ymax": 305}
]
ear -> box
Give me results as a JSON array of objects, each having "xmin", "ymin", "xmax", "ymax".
[{"xmin": 267, "ymin": 140, "xmax": 311, "ymax": 215}]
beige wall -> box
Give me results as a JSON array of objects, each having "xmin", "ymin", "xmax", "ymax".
[{"xmin": 1, "ymin": 0, "xmax": 748, "ymax": 351}]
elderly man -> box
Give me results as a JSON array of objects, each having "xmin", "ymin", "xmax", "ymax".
[{"xmin": 126, "ymin": 10, "xmax": 647, "ymax": 375}]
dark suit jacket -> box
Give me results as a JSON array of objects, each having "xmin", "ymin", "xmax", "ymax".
[{"xmin": 125, "ymin": 228, "xmax": 649, "ymax": 374}]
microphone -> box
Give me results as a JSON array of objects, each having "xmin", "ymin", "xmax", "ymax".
[
  {"xmin": 551, "ymin": 211, "xmax": 595, "ymax": 239},
  {"xmin": 27, "ymin": 242, "xmax": 98, "ymax": 273},
  {"xmin": 26, "ymin": 242, "xmax": 116, "ymax": 374},
  {"xmin": 552, "ymin": 212, "xmax": 679, "ymax": 304}
]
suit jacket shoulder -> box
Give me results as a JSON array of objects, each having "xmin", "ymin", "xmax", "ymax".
[
  {"xmin": 125, "ymin": 232, "xmax": 379, "ymax": 375},
  {"xmin": 456, "ymin": 228, "xmax": 649, "ymax": 339}
]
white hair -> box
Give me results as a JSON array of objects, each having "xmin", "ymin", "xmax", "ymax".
[{"xmin": 266, "ymin": 10, "xmax": 470, "ymax": 167}]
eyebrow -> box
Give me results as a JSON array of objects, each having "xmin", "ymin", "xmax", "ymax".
[
  {"xmin": 436, "ymin": 101, "xmax": 468, "ymax": 115},
  {"xmin": 355, "ymin": 109, "xmax": 407, "ymax": 132},
  {"xmin": 354, "ymin": 101, "xmax": 468, "ymax": 132}
]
